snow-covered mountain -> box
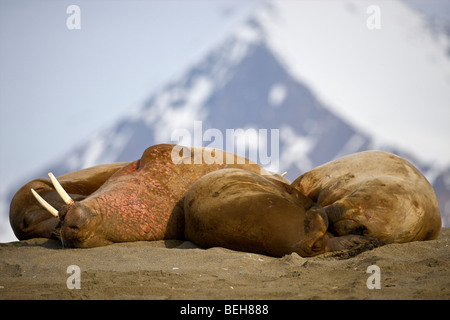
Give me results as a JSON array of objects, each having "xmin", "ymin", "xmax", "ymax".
[{"xmin": 2, "ymin": 0, "xmax": 449, "ymax": 241}]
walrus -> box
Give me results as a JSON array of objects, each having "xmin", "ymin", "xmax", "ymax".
[
  {"xmin": 184, "ymin": 168, "xmax": 331, "ymax": 257},
  {"xmin": 10, "ymin": 144, "xmax": 287, "ymax": 248},
  {"xmin": 291, "ymin": 151, "xmax": 441, "ymax": 246},
  {"xmin": 184, "ymin": 168, "xmax": 386, "ymax": 257},
  {"xmin": 10, "ymin": 162, "xmax": 129, "ymax": 241}
]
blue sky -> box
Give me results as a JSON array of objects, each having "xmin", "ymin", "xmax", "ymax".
[
  {"xmin": 2, "ymin": 0, "xmax": 449, "ymax": 189},
  {"xmin": 0, "ymin": 0, "xmax": 260, "ymax": 188}
]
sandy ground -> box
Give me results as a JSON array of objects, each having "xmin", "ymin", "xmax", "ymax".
[{"xmin": 0, "ymin": 228, "xmax": 449, "ymax": 300}]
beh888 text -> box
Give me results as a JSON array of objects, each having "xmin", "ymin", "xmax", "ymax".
[{"xmin": 225, "ymin": 304, "xmax": 269, "ymax": 315}]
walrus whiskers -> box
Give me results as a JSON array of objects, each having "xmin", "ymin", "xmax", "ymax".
[
  {"xmin": 48, "ymin": 172, "xmax": 74, "ymax": 206},
  {"xmin": 60, "ymin": 231, "xmax": 66, "ymax": 249},
  {"xmin": 30, "ymin": 188, "xmax": 59, "ymax": 217}
]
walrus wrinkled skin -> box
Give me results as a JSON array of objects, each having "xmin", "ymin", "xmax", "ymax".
[
  {"xmin": 184, "ymin": 168, "xmax": 331, "ymax": 257},
  {"xmin": 10, "ymin": 144, "xmax": 286, "ymax": 248},
  {"xmin": 291, "ymin": 151, "xmax": 441, "ymax": 245}
]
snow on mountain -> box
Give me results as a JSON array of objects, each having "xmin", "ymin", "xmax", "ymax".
[
  {"xmin": 2, "ymin": 0, "xmax": 449, "ymax": 242},
  {"xmin": 259, "ymin": 0, "xmax": 450, "ymax": 167}
]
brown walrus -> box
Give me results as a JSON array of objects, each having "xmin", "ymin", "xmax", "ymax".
[
  {"xmin": 10, "ymin": 144, "xmax": 287, "ymax": 248},
  {"xmin": 10, "ymin": 162, "xmax": 130, "ymax": 241},
  {"xmin": 184, "ymin": 168, "xmax": 331, "ymax": 257},
  {"xmin": 184, "ymin": 168, "xmax": 387, "ymax": 257},
  {"xmin": 291, "ymin": 151, "xmax": 441, "ymax": 246}
]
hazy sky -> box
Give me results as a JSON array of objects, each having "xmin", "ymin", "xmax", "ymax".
[
  {"xmin": 0, "ymin": 0, "xmax": 260, "ymax": 188},
  {"xmin": 2, "ymin": 0, "xmax": 449, "ymax": 190}
]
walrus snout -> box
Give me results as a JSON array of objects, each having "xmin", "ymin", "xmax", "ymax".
[
  {"xmin": 59, "ymin": 202, "xmax": 105, "ymax": 248},
  {"xmin": 59, "ymin": 203, "xmax": 88, "ymax": 229}
]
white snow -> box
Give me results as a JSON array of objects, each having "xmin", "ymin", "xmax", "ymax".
[
  {"xmin": 279, "ymin": 125, "xmax": 314, "ymax": 174},
  {"xmin": 234, "ymin": 21, "xmax": 262, "ymax": 43},
  {"xmin": 258, "ymin": 0, "xmax": 450, "ymax": 167},
  {"xmin": 335, "ymin": 133, "xmax": 368, "ymax": 158},
  {"xmin": 80, "ymin": 135, "xmax": 106, "ymax": 169},
  {"xmin": 268, "ymin": 83, "xmax": 287, "ymax": 107},
  {"xmin": 145, "ymin": 76, "xmax": 214, "ymax": 143}
]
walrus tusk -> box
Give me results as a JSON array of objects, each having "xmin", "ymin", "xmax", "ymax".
[
  {"xmin": 31, "ymin": 188, "xmax": 59, "ymax": 217},
  {"xmin": 281, "ymin": 172, "xmax": 287, "ymax": 177},
  {"xmin": 48, "ymin": 172, "xmax": 74, "ymax": 206}
]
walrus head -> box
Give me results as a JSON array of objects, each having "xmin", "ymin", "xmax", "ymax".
[
  {"xmin": 29, "ymin": 157, "xmax": 164, "ymax": 248},
  {"xmin": 31, "ymin": 173, "xmax": 112, "ymax": 248},
  {"xmin": 9, "ymin": 162, "xmax": 129, "ymax": 245}
]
